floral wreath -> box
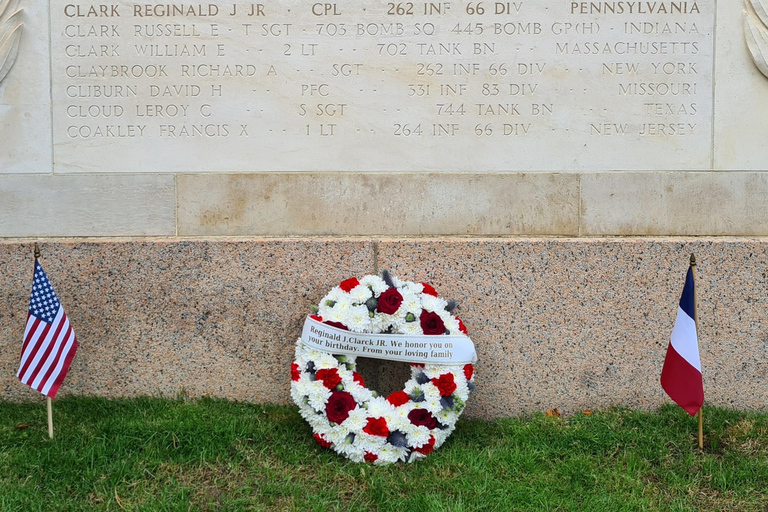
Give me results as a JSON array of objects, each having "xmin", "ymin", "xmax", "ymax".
[{"xmin": 291, "ymin": 272, "xmax": 476, "ymax": 465}]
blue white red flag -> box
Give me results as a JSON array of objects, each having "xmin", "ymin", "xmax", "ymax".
[
  {"xmin": 16, "ymin": 260, "xmax": 78, "ymax": 398},
  {"xmin": 660, "ymin": 266, "xmax": 704, "ymax": 415}
]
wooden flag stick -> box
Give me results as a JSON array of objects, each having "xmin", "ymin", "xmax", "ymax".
[
  {"xmin": 690, "ymin": 253, "xmax": 703, "ymax": 450},
  {"xmin": 35, "ymin": 244, "xmax": 54, "ymax": 440},
  {"xmin": 47, "ymin": 397, "xmax": 54, "ymax": 439}
]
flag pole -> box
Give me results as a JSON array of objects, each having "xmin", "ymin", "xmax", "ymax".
[
  {"xmin": 47, "ymin": 398, "xmax": 53, "ymax": 439},
  {"xmin": 690, "ymin": 253, "xmax": 703, "ymax": 450},
  {"xmin": 34, "ymin": 244, "xmax": 54, "ymax": 439}
]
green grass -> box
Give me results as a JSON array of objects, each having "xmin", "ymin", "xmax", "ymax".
[{"xmin": 1, "ymin": 397, "xmax": 767, "ymax": 511}]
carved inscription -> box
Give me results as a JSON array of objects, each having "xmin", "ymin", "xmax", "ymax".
[{"xmin": 50, "ymin": 0, "xmax": 714, "ymax": 171}]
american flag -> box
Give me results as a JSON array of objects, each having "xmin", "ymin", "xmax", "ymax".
[{"xmin": 16, "ymin": 260, "xmax": 78, "ymax": 398}]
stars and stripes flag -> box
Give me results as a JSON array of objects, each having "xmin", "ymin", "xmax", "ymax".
[
  {"xmin": 16, "ymin": 260, "xmax": 78, "ymax": 398},
  {"xmin": 660, "ymin": 265, "xmax": 704, "ymax": 416}
]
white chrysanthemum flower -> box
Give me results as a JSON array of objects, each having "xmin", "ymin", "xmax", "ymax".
[
  {"xmin": 407, "ymin": 426, "xmax": 431, "ymax": 448},
  {"xmin": 439, "ymin": 313, "xmax": 460, "ymax": 334},
  {"xmin": 313, "ymin": 352, "xmax": 339, "ymax": 369},
  {"xmin": 356, "ymin": 434, "xmax": 387, "ymax": 453},
  {"xmin": 326, "ymin": 425, "xmax": 351, "ymax": 445},
  {"xmin": 404, "ymin": 282, "xmax": 424, "ymax": 295},
  {"xmin": 454, "ymin": 380, "xmax": 470, "ymax": 402},
  {"xmin": 325, "ymin": 288, "xmax": 346, "ymax": 303},
  {"xmin": 366, "ymin": 397, "xmax": 394, "ymax": 418},
  {"xmin": 307, "ymin": 411, "xmax": 331, "ymax": 431},
  {"xmin": 307, "ymin": 382, "xmax": 332, "ymax": 411},
  {"xmin": 347, "ymin": 304, "xmax": 372, "ymax": 332},
  {"xmin": 360, "ymin": 275, "xmax": 388, "ymax": 296},
  {"xmin": 421, "ymin": 294, "xmax": 447, "ymax": 313},
  {"xmin": 437, "ymin": 408, "xmax": 459, "ymax": 425},
  {"xmin": 293, "ymin": 378, "xmax": 313, "ymax": 397},
  {"xmin": 371, "ymin": 314, "xmax": 394, "ymax": 333},
  {"xmin": 401, "ymin": 321, "xmax": 423, "ymax": 336},
  {"xmin": 425, "ymin": 396, "xmax": 443, "ymax": 415},
  {"xmin": 344, "ymin": 407, "xmax": 368, "ymax": 431},
  {"xmin": 348, "ymin": 384, "xmax": 374, "ymax": 403},
  {"xmin": 402, "ymin": 294, "xmax": 422, "ymax": 313},
  {"xmin": 336, "ymin": 440, "xmax": 364, "ymax": 459},
  {"xmin": 378, "ymin": 445, "xmax": 408, "ymax": 464},
  {"xmin": 422, "ymin": 382, "xmax": 441, "ymax": 400},
  {"xmin": 349, "ymin": 284, "xmax": 373, "ymax": 303}
]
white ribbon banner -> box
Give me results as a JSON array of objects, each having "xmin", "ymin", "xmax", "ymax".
[{"xmin": 301, "ymin": 317, "xmax": 477, "ymax": 365}]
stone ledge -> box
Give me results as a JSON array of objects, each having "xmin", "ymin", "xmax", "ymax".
[
  {"xmin": 1, "ymin": 238, "xmax": 766, "ymax": 418},
  {"xmin": 177, "ymin": 173, "xmax": 580, "ymax": 236}
]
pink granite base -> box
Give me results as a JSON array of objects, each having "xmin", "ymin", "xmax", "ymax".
[{"xmin": 2, "ymin": 238, "xmax": 767, "ymax": 419}]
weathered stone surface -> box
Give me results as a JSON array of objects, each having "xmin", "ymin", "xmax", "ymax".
[
  {"xmin": 378, "ymin": 238, "xmax": 768, "ymax": 418},
  {"xmin": 580, "ymin": 172, "xmax": 768, "ymax": 235},
  {"xmin": 3, "ymin": 238, "xmax": 767, "ymax": 419},
  {"xmin": 0, "ymin": 240, "xmax": 374, "ymax": 403},
  {"xmin": 0, "ymin": 174, "xmax": 176, "ymax": 237},
  {"xmin": 177, "ymin": 173, "xmax": 579, "ymax": 236}
]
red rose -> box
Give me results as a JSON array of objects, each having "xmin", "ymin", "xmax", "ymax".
[
  {"xmin": 363, "ymin": 417, "xmax": 389, "ymax": 437},
  {"xmin": 431, "ymin": 373, "xmax": 457, "ymax": 397},
  {"xmin": 291, "ymin": 362, "xmax": 301, "ymax": 382},
  {"xmin": 376, "ymin": 288, "xmax": 403, "ymax": 314},
  {"xmin": 414, "ymin": 436, "xmax": 435, "ymax": 455},
  {"xmin": 315, "ymin": 368, "xmax": 342, "ymax": 390},
  {"xmin": 386, "ymin": 391, "xmax": 410, "ymax": 407},
  {"xmin": 339, "ymin": 278, "xmax": 360, "ymax": 292},
  {"xmin": 463, "ymin": 364, "xmax": 474, "ymax": 381},
  {"xmin": 364, "ymin": 452, "xmax": 378, "ymax": 463},
  {"xmin": 353, "ymin": 372, "xmax": 365, "ymax": 387},
  {"xmin": 421, "ymin": 283, "xmax": 438, "ymax": 297},
  {"xmin": 457, "ymin": 318, "xmax": 468, "ymax": 335},
  {"xmin": 314, "ymin": 433, "xmax": 332, "ymax": 448},
  {"xmin": 420, "ymin": 310, "xmax": 445, "ymax": 335},
  {"xmin": 326, "ymin": 391, "xmax": 357, "ymax": 424},
  {"xmin": 408, "ymin": 409, "xmax": 437, "ymax": 429},
  {"xmin": 324, "ymin": 321, "xmax": 349, "ymax": 331}
]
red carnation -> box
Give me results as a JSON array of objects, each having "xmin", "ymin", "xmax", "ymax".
[
  {"xmin": 364, "ymin": 452, "xmax": 378, "ymax": 463},
  {"xmin": 457, "ymin": 318, "xmax": 468, "ymax": 335},
  {"xmin": 431, "ymin": 373, "xmax": 457, "ymax": 396},
  {"xmin": 326, "ymin": 391, "xmax": 357, "ymax": 424},
  {"xmin": 463, "ymin": 364, "xmax": 474, "ymax": 381},
  {"xmin": 316, "ymin": 368, "xmax": 342, "ymax": 390},
  {"xmin": 339, "ymin": 278, "xmax": 360, "ymax": 292},
  {"xmin": 313, "ymin": 433, "xmax": 332, "ymax": 448},
  {"xmin": 377, "ymin": 288, "xmax": 403, "ymax": 314},
  {"xmin": 410, "ymin": 363, "xmax": 425, "ymax": 368},
  {"xmin": 420, "ymin": 310, "xmax": 445, "ymax": 335},
  {"xmin": 310, "ymin": 315, "xmax": 323, "ymax": 322},
  {"xmin": 324, "ymin": 320, "xmax": 349, "ymax": 331},
  {"xmin": 386, "ymin": 391, "xmax": 410, "ymax": 407},
  {"xmin": 353, "ymin": 372, "xmax": 365, "ymax": 387},
  {"xmin": 408, "ymin": 409, "xmax": 438, "ymax": 429},
  {"xmin": 414, "ymin": 436, "xmax": 435, "ymax": 455},
  {"xmin": 363, "ymin": 417, "xmax": 390, "ymax": 437},
  {"xmin": 291, "ymin": 362, "xmax": 301, "ymax": 382},
  {"xmin": 421, "ymin": 283, "xmax": 438, "ymax": 297}
]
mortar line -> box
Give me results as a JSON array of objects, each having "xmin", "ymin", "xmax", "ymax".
[{"xmin": 710, "ymin": 1, "xmax": 718, "ymax": 171}]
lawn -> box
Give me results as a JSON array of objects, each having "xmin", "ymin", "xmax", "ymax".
[{"xmin": 1, "ymin": 397, "xmax": 767, "ymax": 511}]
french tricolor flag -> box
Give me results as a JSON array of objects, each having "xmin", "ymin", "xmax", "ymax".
[{"xmin": 660, "ymin": 266, "xmax": 704, "ymax": 416}]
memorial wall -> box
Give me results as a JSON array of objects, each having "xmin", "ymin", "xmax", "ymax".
[{"xmin": 2, "ymin": 0, "xmax": 768, "ymax": 415}]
